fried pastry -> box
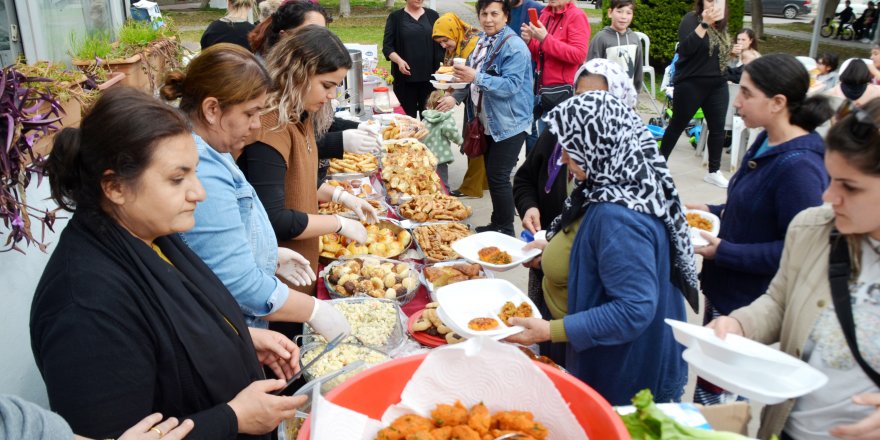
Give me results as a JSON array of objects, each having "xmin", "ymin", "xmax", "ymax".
[
  {"xmin": 467, "ymin": 317, "xmax": 499, "ymax": 331},
  {"xmin": 477, "ymin": 246, "xmax": 512, "ymax": 265}
]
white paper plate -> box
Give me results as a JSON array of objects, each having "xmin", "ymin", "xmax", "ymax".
[
  {"xmin": 682, "ymin": 346, "xmax": 827, "ymax": 404},
  {"xmin": 450, "ymin": 231, "xmax": 541, "ymax": 271},
  {"xmin": 432, "ymin": 73, "xmax": 455, "ymax": 81},
  {"xmin": 685, "ymin": 209, "xmax": 720, "ymax": 247},
  {"xmin": 435, "ymin": 278, "xmax": 542, "ymax": 340},
  {"xmin": 430, "ymin": 80, "xmax": 469, "ymax": 90}
]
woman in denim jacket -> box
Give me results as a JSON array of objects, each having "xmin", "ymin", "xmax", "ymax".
[
  {"xmin": 437, "ymin": 0, "xmax": 533, "ymax": 235},
  {"xmin": 162, "ymin": 44, "xmax": 350, "ymax": 341}
]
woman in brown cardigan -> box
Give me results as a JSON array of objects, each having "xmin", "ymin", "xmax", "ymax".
[{"xmin": 239, "ymin": 25, "xmax": 378, "ymax": 295}]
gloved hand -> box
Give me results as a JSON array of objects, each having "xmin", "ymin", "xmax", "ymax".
[
  {"xmin": 275, "ymin": 248, "xmax": 316, "ymax": 287},
  {"xmin": 357, "ymin": 121, "xmax": 380, "ymax": 134},
  {"xmin": 342, "ymin": 129, "xmax": 381, "ymax": 154},
  {"xmin": 336, "ymin": 190, "xmax": 379, "ymax": 223},
  {"xmin": 307, "ymin": 298, "xmax": 351, "ymax": 342},
  {"xmin": 336, "ymin": 215, "xmax": 368, "ymax": 244}
]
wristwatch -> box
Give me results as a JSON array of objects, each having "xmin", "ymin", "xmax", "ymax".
[{"xmin": 699, "ymin": 21, "xmax": 710, "ymax": 29}]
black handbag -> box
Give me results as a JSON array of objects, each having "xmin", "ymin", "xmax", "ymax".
[
  {"xmin": 828, "ymin": 229, "xmax": 880, "ymax": 387},
  {"xmin": 463, "ymin": 35, "xmax": 514, "ymax": 158}
]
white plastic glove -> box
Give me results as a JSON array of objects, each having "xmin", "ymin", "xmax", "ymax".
[
  {"xmin": 307, "ymin": 298, "xmax": 351, "ymax": 341},
  {"xmin": 275, "ymin": 247, "xmax": 316, "ymax": 287},
  {"xmin": 335, "ymin": 190, "xmax": 379, "ymax": 223},
  {"xmin": 336, "ymin": 215, "xmax": 368, "ymax": 244},
  {"xmin": 342, "ymin": 129, "xmax": 381, "ymax": 154}
]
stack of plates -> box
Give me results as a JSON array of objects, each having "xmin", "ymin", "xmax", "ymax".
[{"xmin": 665, "ymin": 319, "xmax": 828, "ymax": 404}]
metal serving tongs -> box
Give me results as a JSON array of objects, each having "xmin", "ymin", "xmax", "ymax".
[{"xmin": 274, "ymin": 332, "xmax": 347, "ymax": 395}]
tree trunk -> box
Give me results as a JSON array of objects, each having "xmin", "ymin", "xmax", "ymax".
[
  {"xmin": 752, "ymin": 0, "xmax": 764, "ymax": 39},
  {"xmin": 339, "ymin": 0, "xmax": 351, "ymax": 17},
  {"xmin": 823, "ymin": 0, "xmax": 841, "ymax": 24},
  {"xmin": 385, "ymin": 0, "xmax": 396, "ymax": 8}
]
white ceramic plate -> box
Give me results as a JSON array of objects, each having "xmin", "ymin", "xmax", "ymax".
[
  {"xmin": 450, "ymin": 231, "xmax": 542, "ymax": 272},
  {"xmin": 685, "ymin": 209, "xmax": 720, "ymax": 247},
  {"xmin": 682, "ymin": 346, "xmax": 828, "ymax": 405},
  {"xmin": 432, "ymin": 73, "xmax": 455, "ymax": 81},
  {"xmin": 430, "ymin": 80, "xmax": 469, "ymax": 90},
  {"xmin": 435, "ymin": 278, "xmax": 542, "ymax": 340}
]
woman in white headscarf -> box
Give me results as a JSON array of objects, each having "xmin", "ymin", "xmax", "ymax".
[
  {"xmin": 512, "ymin": 59, "xmax": 637, "ymax": 367},
  {"xmin": 507, "ymin": 90, "xmax": 697, "ymax": 405}
]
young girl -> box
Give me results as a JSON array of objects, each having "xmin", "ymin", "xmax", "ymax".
[{"xmin": 421, "ymin": 90, "xmax": 463, "ymax": 191}]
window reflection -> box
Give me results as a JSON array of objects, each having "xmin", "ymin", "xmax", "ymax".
[{"xmin": 41, "ymin": 0, "xmax": 113, "ymax": 64}]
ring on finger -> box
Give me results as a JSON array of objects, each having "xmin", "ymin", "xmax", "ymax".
[{"xmin": 151, "ymin": 426, "xmax": 164, "ymax": 438}]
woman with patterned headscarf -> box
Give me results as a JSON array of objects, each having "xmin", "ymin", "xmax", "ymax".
[
  {"xmin": 513, "ymin": 58, "xmax": 636, "ymax": 367},
  {"xmin": 506, "ymin": 91, "xmax": 696, "ymax": 406},
  {"xmin": 660, "ymin": 0, "xmax": 732, "ymax": 189},
  {"xmin": 433, "ymin": 13, "xmax": 488, "ymax": 199}
]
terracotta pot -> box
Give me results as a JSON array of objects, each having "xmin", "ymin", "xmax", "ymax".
[
  {"xmin": 73, "ymin": 54, "xmax": 150, "ymax": 93},
  {"xmin": 97, "ymin": 71, "xmax": 126, "ymax": 91},
  {"xmin": 142, "ymin": 38, "xmax": 179, "ymax": 93}
]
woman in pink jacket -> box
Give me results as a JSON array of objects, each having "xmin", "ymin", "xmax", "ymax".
[{"xmin": 521, "ymin": 0, "xmax": 590, "ymax": 135}]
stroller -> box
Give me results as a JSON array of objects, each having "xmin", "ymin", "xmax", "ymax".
[{"xmin": 646, "ymin": 53, "xmax": 704, "ymax": 148}]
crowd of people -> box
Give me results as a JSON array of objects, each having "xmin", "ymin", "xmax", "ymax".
[{"xmin": 5, "ymin": 0, "xmax": 880, "ymax": 439}]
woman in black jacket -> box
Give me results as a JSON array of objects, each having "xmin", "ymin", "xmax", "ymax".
[
  {"xmin": 31, "ymin": 88, "xmax": 306, "ymax": 440},
  {"xmin": 514, "ymin": 58, "xmax": 637, "ymax": 366},
  {"xmin": 659, "ymin": 0, "xmax": 731, "ymax": 188},
  {"xmin": 383, "ymin": 0, "xmax": 444, "ymax": 117}
]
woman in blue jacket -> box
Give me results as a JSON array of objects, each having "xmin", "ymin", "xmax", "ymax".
[
  {"xmin": 507, "ymin": 91, "xmax": 697, "ymax": 406},
  {"xmin": 443, "ymin": 0, "xmax": 533, "ymax": 236},
  {"xmin": 687, "ymin": 53, "xmax": 833, "ymax": 404}
]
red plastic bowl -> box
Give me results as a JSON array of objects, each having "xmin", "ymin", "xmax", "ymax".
[{"xmin": 296, "ymin": 353, "xmax": 630, "ymax": 439}]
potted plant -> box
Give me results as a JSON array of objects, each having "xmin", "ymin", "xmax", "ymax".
[
  {"xmin": 70, "ymin": 29, "xmax": 150, "ymax": 92},
  {"xmin": 0, "ymin": 66, "xmax": 63, "ymax": 253}
]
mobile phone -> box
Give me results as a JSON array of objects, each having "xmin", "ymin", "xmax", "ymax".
[
  {"xmin": 715, "ymin": 0, "xmax": 726, "ymax": 17},
  {"xmin": 528, "ymin": 8, "xmax": 539, "ymax": 26}
]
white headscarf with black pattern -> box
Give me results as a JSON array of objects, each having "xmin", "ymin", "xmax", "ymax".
[
  {"xmin": 544, "ymin": 91, "xmax": 699, "ymax": 312},
  {"xmin": 574, "ymin": 58, "xmax": 638, "ymax": 108}
]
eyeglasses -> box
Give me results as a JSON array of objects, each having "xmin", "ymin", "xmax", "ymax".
[{"xmin": 836, "ymin": 100, "xmax": 880, "ymax": 138}]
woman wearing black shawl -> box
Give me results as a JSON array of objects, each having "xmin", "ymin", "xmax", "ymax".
[{"xmin": 30, "ymin": 88, "xmax": 306, "ymax": 440}]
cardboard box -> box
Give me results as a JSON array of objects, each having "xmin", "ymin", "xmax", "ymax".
[{"xmin": 699, "ymin": 402, "xmax": 752, "ymax": 436}]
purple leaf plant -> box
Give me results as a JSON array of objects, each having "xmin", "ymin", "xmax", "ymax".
[{"xmin": 0, "ymin": 66, "xmax": 66, "ymax": 253}]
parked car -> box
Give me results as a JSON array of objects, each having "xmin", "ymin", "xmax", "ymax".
[{"xmin": 744, "ymin": 0, "xmax": 812, "ymax": 19}]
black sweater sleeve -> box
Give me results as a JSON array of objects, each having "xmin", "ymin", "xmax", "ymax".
[
  {"xmin": 316, "ymin": 117, "xmax": 359, "ymax": 160},
  {"xmin": 237, "ymin": 142, "xmax": 310, "ymax": 240},
  {"xmin": 513, "ymin": 130, "xmax": 556, "ymax": 218}
]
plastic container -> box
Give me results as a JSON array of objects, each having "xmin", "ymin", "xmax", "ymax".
[
  {"xmin": 420, "ymin": 259, "xmax": 494, "ymax": 302},
  {"xmin": 373, "ymin": 86, "xmax": 392, "ymax": 114},
  {"xmin": 295, "ymin": 353, "xmax": 630, "ymax": 439},
  {"xmin": 297, "ymin": 339, "xmax": 389, "ymax": 386},
  {"xmin": 322, "ymin": 257, "xmax": 420, "ymax": 305},
  {"xmin": 303, "ymin": 297, "xmax": 408, "ymax": 352}
]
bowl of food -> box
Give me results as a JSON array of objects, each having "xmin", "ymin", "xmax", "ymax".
[
  {"xmin": 324, "ymin": 174, "xmax": 383, "ymax": 200},
  {"xmin": 397, "ymin": 194, "xmax": 472, "ymax": 223},
  {"xmin": 304, "ymin": 297, "xmax": 407, "ymax": 352},
  {"xmin": 420, "ymin": 260, "xmax": 493, "ymax": 301},
  {"xmin": 328, "ymin": 152, "xmax": 379, "ymax": 176},
  {"xmin": 322, "ymin": 257, "xmax": 421, "ymax": 305},
  {"xmin": 685, "ymin": 209, "xmax": 720, "ymax": 247},
  {"xmin": 298, "ymin": 340, "xmax": 390, "ymax": 387},
  {"xmin": 318, "ymin": 219, "xmax": 413, "ymax": 261},
  {"xmin": 411, "ymin": 222, "xmax": 473, "ymax": 262}
]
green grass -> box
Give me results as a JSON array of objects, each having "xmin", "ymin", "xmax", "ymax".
[
  {"xmin": 760, "ymin": 34, "xmax": 871, "ymax": 61},
  {"xmin": 164, "ymin": 9, "xmax": 225, "ymax": 28},
  {"xmin": 331, "ymin": 16, "xmax": 391, "ymax": 70},
  {"xmin": 766, "ymin": 21, "xmax": 818, "ymax": 33}
]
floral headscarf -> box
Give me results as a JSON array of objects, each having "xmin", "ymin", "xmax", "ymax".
[
  {"xmin": 545, "ymin": 91, "xmax": 700, "ymax": 312},
  {"xmin": 432, "ymin": 13, "xmax": 480, "ymax": 62}
]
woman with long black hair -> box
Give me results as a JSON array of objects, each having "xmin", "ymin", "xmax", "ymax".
[{"xmin": 660, "ymin": 0, "xmax": 731, "ymax": 188}]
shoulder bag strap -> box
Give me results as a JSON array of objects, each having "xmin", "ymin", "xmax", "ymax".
[
  {"xmin": 475, "ymin": 34, "xmax": 515, "ymax": 114},
  {"xmin": 828, "ymin": 229, "xmax": 880, "ymax": 387}
]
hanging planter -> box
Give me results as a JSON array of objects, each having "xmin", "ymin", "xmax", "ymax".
[{"xmin": 0, "ymin": 66, "xmax": 64, "ymax": 253}]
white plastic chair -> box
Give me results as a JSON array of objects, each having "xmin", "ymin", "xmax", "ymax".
[
  {"xmin": 839, "ymin": 58, "xmax": 873, "ymax": 76},
  {"xmin": 795, "ymin": 56, "xmax": 817, "ymax": 72},
  {"xmin": 634, "ymin": 31, "xmax": 655, "ymax": 98}
]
